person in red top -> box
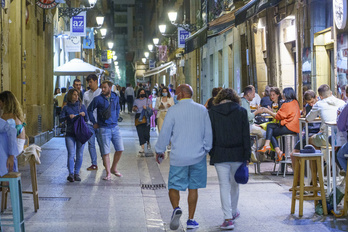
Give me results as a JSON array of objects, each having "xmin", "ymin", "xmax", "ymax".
[{"xmin": 258, "ymin": 87, "xmax": 300, "ymax": 161}]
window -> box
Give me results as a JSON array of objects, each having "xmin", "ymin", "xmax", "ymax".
[
  {"xmin": 115, "ymin": 27, "xmax": 128, "ymax": 35},
  {"xmin": 115, "ymin": 14, "xmax": 127, "ymax": 24},
  {"xmin": 114, "ymin": 4, "xmax": 127, "ymax": 12}
]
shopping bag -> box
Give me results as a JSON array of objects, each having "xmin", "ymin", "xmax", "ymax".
[
  {"xmin": 234, "ymin": 162, "xmax": 249, "ymax": 184},
  {"xmin": 73, "ymin": 115, "xmax": 93, "ymax": 144}
]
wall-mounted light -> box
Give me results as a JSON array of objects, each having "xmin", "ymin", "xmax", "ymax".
[
  {"xmin": 100, "ymin": 28, "xmax": 107, "ymax": 38},
  {"xmin": 148, "ymin": 44, "xmax": 154, "ymax": 52},
  {"xmin": 96, "ymin": 16, "xmax": 104, "ymax": 28},
  {"xmin": 144, "ymin": 52, "xmax": 149, "ymax": 59},
  {"xmin": 153, "ymin": 38, "xmax": 159, "ymax": 45},
  {"xmin": 107, "ymin": 42, "xmax": 114, "ymax": 49},
  {"xmin": 159, "ymin": 24, "xmax": 166, "ymax": 34},
  {"xmin": 142, "ymin": 58, "xmax": 147, "ymax": 64},
  {"xmin": 58, "ymin": 0, "xmax": 98, "ymax": 19},
  {"xmin": 167, "ymin": 11, "xmax": 196, "ymax": 32},
  {"xmin": 113, "ymin": 55, "xmax": 117, "ymax": 60}
]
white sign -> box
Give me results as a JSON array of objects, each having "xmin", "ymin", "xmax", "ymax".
[
  {"xmin": 70, "ymin": 12, "xmax": 86, "ymax": 37},
  {"xmin": 65, "ymin": 35, "xmax": 81, "ymax": 52},
  {"xmin": 334, "ymin": 0, "xmax": 347, "ymax": 30}
]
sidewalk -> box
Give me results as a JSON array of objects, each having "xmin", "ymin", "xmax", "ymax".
[{"xmin": 5, "ymin": 112, "xmax": 347, "ymax": 231}]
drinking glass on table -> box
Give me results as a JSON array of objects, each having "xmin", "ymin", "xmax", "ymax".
[{"xmin": 272, "ymin": 102, "xmax": 278, "ymax": 111}]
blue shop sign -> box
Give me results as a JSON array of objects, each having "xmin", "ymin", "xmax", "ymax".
[
  {"xmin": 1, "ymin": 0, "xmax": 5, "ymax": 8},
  {"xmin": 70, "ymin": 12, "xmax": 86, "ymax": 36},
  {"xmin": 101, "ymin": 51, "xmax": 108, "ymax": 63},
  {"xmin": 178, "ymin": 27, "xmax": 190, "ymax": 48}
]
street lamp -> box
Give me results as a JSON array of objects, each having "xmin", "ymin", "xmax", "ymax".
[
  {"xmin": 96, "ymin": 16, "xmax": 105, "ymax": 28},
  {"xmin": 153, "ymin": 38, "xmax": 159, "ymax": 45},
  {"xmin": 159, "ymin": 24, "xmax": 167, "ymax": 34},
  {"xmin": 58, "ymin": 0, "xmax": 98, "ymax": 19},
  {"xmin": 100, "ymin": 28, "xmax": 107, "ymax": 38},
  {"xmin": 107, "ymin": 42, "xmax": 114, "ymax": 49},
  {"xmin": 148, "ymin": 44, "xmax": 154, "ymax": 52},
  {"xmin": 142, "ymin": 58, "xmax": 147, "ymax": 64},
  {"xmin": 144, "ymin": 52, "xmax": 150, "ymax": 59},
  {"xmin": 167, "ymin": 11, "xmax": 197, "ymax": 32},
  {"xmin": 113, "ymin": 55, "xmax": 118, "ymax": 60}
]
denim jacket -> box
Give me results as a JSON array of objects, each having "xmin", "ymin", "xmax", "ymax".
[
  {"xmin": 139, "ymin": 107, "xmax": 153, "ymax": 125},
  {"xmin": 60, "ymin": 101, "xmax": 88, "ymax": 137}
]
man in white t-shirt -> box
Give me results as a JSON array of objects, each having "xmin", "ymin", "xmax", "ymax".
[{"xmin": 83, "ymin": 74, "xmax": 102, "ymax": 171}]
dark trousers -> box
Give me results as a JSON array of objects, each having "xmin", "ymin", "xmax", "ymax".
[
  {"xmin": 127, "ymin": 96, "xmax": 134, "ymax": 113},
  {"xmin": 121, "ymin": 102, "xmax": 126, "ymax": 112},
  {"xmin": 136, "ymin": 123, "xmax": 150, "ymax": 146},
  {"xmin": 266, "ymin": 123, "xmax": 296, "ymax": 148}
]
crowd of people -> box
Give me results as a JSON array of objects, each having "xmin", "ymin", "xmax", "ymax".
[{"xmin": 3, "ymin": 77, "xmax": 348, "ymax": 231}]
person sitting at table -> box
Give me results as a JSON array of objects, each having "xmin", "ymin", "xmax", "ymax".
[
  {"xmin": 258, "ymin": 87, "xmax": 301, "ymax": 161},
  {"xmin": 289, "ymin": 90, "xmax": 321, "ymax": 166},
  {"xmin": 269, "ymin": 87, "xmax": 284, "ymax": 111},
  {"xmin": 0, "ymin": 118, "xmax": 18, "ymax": 176},
  {"xmin": 305, "ymin": 84, "xmax": 345, "ymax": 149},
  {"xmin": 241, "ymin": 85, "xmax": 265, "ymax": 161},
  {"xmin": 336, "ymin": 101, "xmax": 348, "ymax": 172},
  {"xmin": 260, "ymin": 86, "xmax": 272, "ymax": 108}
]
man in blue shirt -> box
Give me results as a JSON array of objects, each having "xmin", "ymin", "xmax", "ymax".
[
  {"xmin": 87, "ymin": 80, "xmax": 124, "ymax": 181},
  {"xmin": 0, "ymin": 118, "xmax": 18, "ymax": 176},
  {"xmin": 155, "ymin": 84, "xmax": 213, "ymax": 230}
]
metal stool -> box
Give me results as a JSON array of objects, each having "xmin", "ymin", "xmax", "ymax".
[
  {"xmin": 0, "ymin": 172, "xmax": 25, "ymax": 231},
  {"xmin": 291, "ymin": 153, "xmax": 327, "ymax": 217},
  {"xmin": 277, "ymin": 134, "xmax": 297, "ymax": 177},
  {"xmin": 250, "ymin": 134, "xmax": 260, "ymax": 174}
]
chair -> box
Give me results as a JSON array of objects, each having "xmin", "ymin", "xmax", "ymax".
[
  {"xmin": 291, "ymin": 152, "xmax": 327, "ymax": 217},
  {"xmin": 0, "ymin": 172, "xmax": 25, "ymax": 231},
  {"xmin": 277, "ymin": 134, "xmax": 297, "ymax": 177},
  {"xmin": 342, "ymin": 154, "xmax": 348, "ymax": 216}
]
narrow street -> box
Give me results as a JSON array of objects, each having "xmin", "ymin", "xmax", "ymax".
[{"xmin": 6, "ymin": 112, "xmax": 346, "ymax": 232}]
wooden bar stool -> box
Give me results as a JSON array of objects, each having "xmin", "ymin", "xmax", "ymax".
[
  {"xmin": 0, "ymin": 172, "xmax": 25, "ymax": 232},
  {"xmin": 2, "ymin": 160, "xmax": 39, "ymax": 212},
  {"xmin": 291, "ymin": 152, "xmax": 327, "ymax": 217},
  {"xmin": 343, "ymin": 154, "xmax": 348, "ymax": 216}
]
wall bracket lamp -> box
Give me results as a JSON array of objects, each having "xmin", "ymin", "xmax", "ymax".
[{"xmin": 58, "ymin": 0, "xmax": 97, "ymax": 19}]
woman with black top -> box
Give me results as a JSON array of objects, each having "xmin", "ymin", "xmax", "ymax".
[{"xmin": 204, "ymin": 87, "xmax": 222, "ymax": 110}]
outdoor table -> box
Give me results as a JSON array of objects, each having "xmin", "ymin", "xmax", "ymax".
[{"xmin": 299, "ymin": 118, "xmax": 321, "ymax": 185}]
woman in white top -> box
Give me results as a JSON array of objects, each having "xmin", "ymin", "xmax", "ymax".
[
  {"xmin": 0, "ymin": 91, "xmax": 26, "ymax": 154},
  {"xmin": 155, "ymin": 86, "xmax": 174, "ymax": 133}
]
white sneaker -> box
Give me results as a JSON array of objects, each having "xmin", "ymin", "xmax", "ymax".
[{"xmin": 147, "ymin": 143, "xmax": 151, "ymax": 150}]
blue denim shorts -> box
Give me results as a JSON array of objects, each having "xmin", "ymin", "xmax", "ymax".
[
  {"xmin": 168, "ymin": 156, "xmax": 207, "ymax": 191},
  {"xmin": 97, "ymin": 126, "xmax": 124, "ymax": 155}
]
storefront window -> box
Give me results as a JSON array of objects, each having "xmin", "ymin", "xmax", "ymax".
[{"xmin": 337, "ymin": 33, "xmax": 348, "ymax": 100}]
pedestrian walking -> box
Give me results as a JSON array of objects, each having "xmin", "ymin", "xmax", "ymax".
[
  {"xmin": 150, "ymin": 88, "xmax": 158, "ymax": 131},
  {"xmin": 63, "ymin": 79, "xmax": 83, "ymax": 107},
  {"xmin": 133, "ymin": 88, "xmax": 152, "ymax": 155},
  {"xmin": 155, "ymin": 86, "xmax": 174, "ymax": 133},
  {"xmin": 87, "ymin": 80, "xmax": 124, "ymax": 181},
  {"xmin": 125, "ymin": 83, "xmax": 135, "ymax": 114},
  {"xmin": 0, "ymin": 91, "xmax": 27, "ymax": 154},
  {"xmin": 60, "ymin": 89, "xmax": 88, "ymax": 182},
  {"xmin": 83, "ymin": 74, "xmax": 102, "ymax": 171},
  {"xmin": 155, "ymin": 84, "xmax": 212, "ymax": 230},
  {"xmin": 208, "ymin": 88, "xmax": 251, "ymax": 230},
  {"xmin": 120, "ymin": 87, "xmax": 126, "ymax": 113}
]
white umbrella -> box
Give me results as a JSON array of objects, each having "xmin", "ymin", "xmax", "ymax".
[{"xmin": 54, "ymin": 58, "xmax": 104, "ymax": 76}]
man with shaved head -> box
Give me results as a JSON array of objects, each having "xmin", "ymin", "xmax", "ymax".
[{"xmin": 155, "ymin": 84, "xmax": 213, "ymax": 230}]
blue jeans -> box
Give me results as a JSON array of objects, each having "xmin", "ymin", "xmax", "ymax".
[
  {"xmin": 65, "ymin": 136, "xmax": 85, "ymax": 175},
  {"xmin": 87, "ymin": 124, "xmax": 98, "ymax": 166},
  {"xmin": 96, "ymin": 126, "xmax": 124, "ymax": 155},
  {"xmin": 337, "ymin": 142, "xmax": 348, "ymax": 172}
]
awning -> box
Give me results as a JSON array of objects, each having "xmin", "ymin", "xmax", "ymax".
[
  {"xmin": 235, "ymin": 0, "xmax": 281, "ymax": 26},
  {"xmin": 185, "ymin": 26, "xmax": 208, "ymax": 54},
  {"xmin": 54, "ymin": 58, "xmax": 104, "ymax": 76},
  {"xmin": 143, "ymin": 62, "xmax": 174, "ymax": 78}
]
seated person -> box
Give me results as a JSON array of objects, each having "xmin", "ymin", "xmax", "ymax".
[
  {"xmin": 240, "ymin": 85, "xmax": 265, "ymax": 160},
  {"xmin": 0, "ymin": 118, "xmax": 18, "ymax": 176},
  {"xmin": 336, "ymin": 102, "xmax": 348, "ymax": 172},
  {"xmin": 305, "ymin": 84, "xmax": 345, "ymax": 149},
  {"xmin": 258, "ymin": 87, "xmax": 301, "ymax": 161},
  {"xmin": 290, "ymin": 90, "xmax": 321, "ymax": 156},
  {"xmin": 260, "ymin": 86, "xmax": 272, "ymax": 108}
]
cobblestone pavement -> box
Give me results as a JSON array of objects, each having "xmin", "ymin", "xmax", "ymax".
[{"xmin": 4, "ymin": 112, "xmax": 347, "ymax": 231}]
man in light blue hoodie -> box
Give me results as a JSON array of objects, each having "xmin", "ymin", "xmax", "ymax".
[{"xmin": 155, "ymin": 84, "xmax": 212, "ymax": 230}]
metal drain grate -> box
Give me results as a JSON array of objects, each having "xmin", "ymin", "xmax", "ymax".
[
  {"xmin": 141, "ymin": 184, "xmax": 166, "ymax": 190},
  {"xmin": 39, "ymin": 197, "xmax": 71, "ymax": 201}
]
